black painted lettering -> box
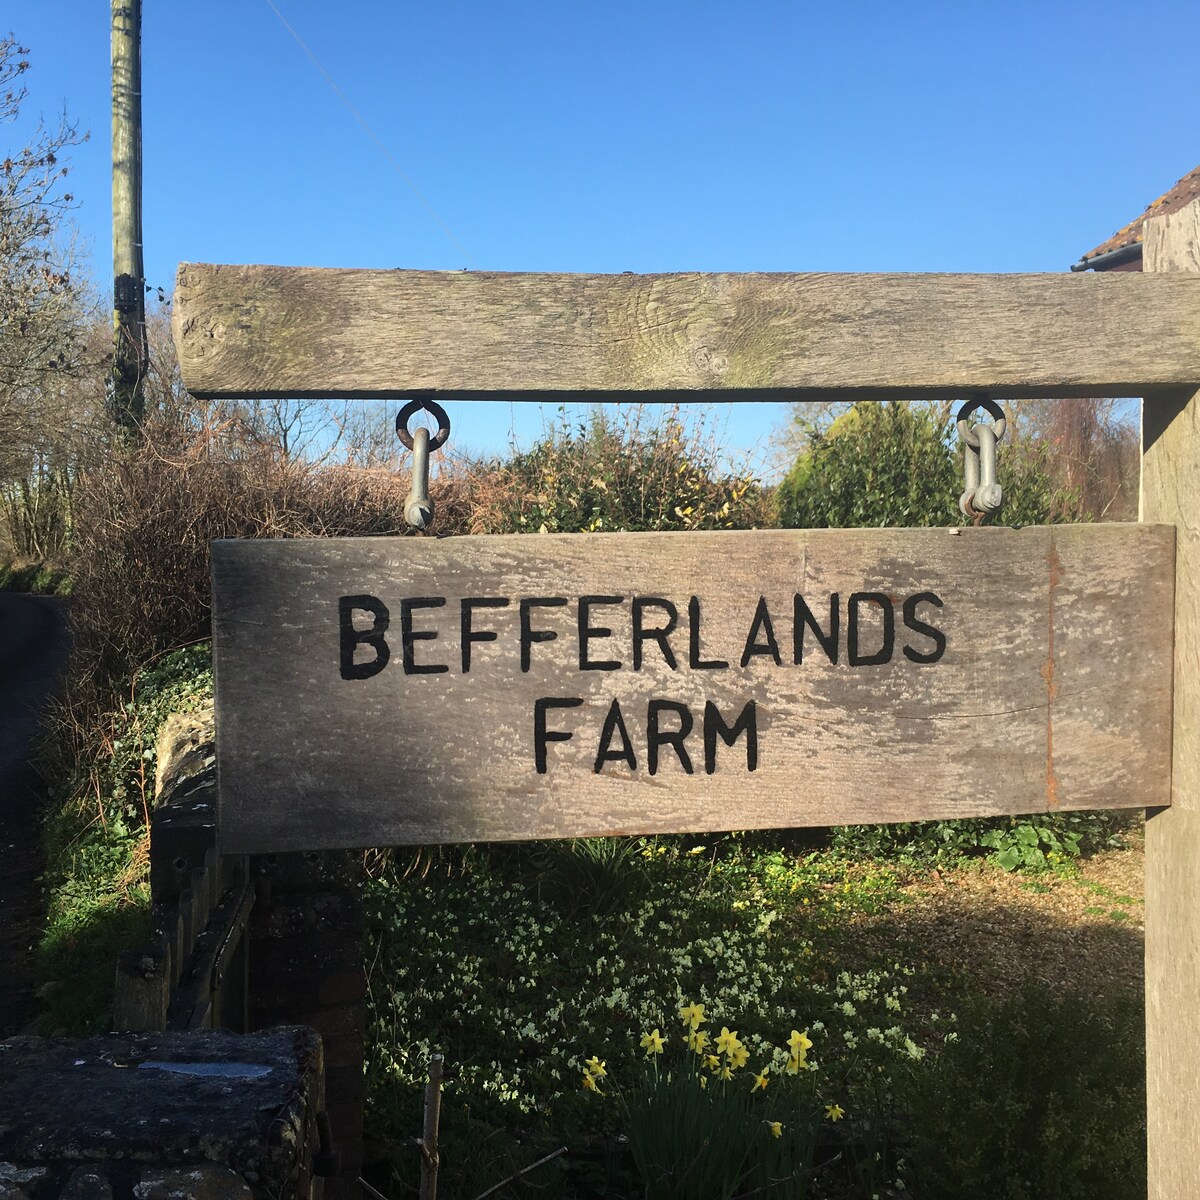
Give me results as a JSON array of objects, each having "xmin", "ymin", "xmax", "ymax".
[
  {"xmin": 593, "ymin": 699, "xmax": 637, "ymax": 772},
  {"xmin": 903, "ymin": 592, "xmax": 947, "ymax": 664},
  {"xmin": 632, "ymin": 597, "xmax": 679, "ymax": 670},
  {"xmin": 703, "ymin": 700, "xmax": 758, "ymax": 774},
  {"xmin": 647, "ymin": 700, "xmax": 695, "ymax": 775},
  {"xmin": 400, "ymin": 596, "xmax": 449, "ymax": 674},
  {"xmin": 579, "ymin": 595, "xmax": 624, "ymax": 671},
  {"xmin": 534, "ymin": 697, "xmax": 583, "ymax": 774},
  {"xmin": 461, "ymin": 597, "xmax": 510, "ymax": 673},
  {"xmin": 848, "ymin": 592, "xmax": 895, "ymax": 666},
  {"xmin": 338, "ymin": 595, "xmax": 390, "ymax": 680},
  {"xmin": 794, "ymin": 593, "xmax": 839, "ymax": 664},
  {"xmin": 740, "ymin": 596, "xmax": 782, "ymax": 667},
  {"xmin": 520, "ymin": 597, "xmax": 568, "ymax": 672},
  {"xmin": 688, "ymin": 596, "xmax": 729, "ymax": 671}
]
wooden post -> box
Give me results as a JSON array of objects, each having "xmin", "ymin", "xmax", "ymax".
[
  {"xmin": 419, "ymin": 1055, "xmax": 443, "ymax": 1200},
  {"xmin": 112, "ymin": 945, "xmax": 170, "ymax": 1031},
  {"xmin": 111, "ymin": 0, "xmax": 146, "ymax": 431},
  {"xmin": 246, "ymin": 852, "xmax": 366, "ymax": 1199},
  {"xmin": 1142, "ymin": 196, "xmax": 1200, "ymax": 1199}
]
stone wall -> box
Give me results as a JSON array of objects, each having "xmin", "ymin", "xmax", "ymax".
[
  {"xmin": 0, "ymin": 1029, "xmax": 323, "ymax": 1200},
  {"xmin": 157, "ymin": 714, "xmax": 366, "ymax": 1198},
  {"xmin": 106, "ymin": 710, "xmax": 368, "ymax": 1200}
]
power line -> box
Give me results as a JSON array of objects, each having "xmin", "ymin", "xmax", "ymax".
[{"xmin": 263, "ymin": 0, "xmax": 477, "ymax": 268}]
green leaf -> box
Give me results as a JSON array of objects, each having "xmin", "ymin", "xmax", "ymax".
[{"xmin": 995, "ymin": 847, "xmax": 1022, "ymax": 871}]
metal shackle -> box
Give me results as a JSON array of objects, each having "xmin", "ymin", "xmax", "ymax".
[
  {"xmin": 396, "ymin": 399, "xmax": 451, "ymax": 532},
  {"xmin": 956, "ymin": 396, "xmax": 1006, "ymax": 521},
  {"xmin": 405, "ymin": 425, "xmax": 434, "ymax": 530}
]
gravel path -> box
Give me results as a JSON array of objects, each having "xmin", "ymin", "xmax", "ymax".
[{"xmin": 846, "ymin": 831, "xmax": 1146, "ymax": 1004}]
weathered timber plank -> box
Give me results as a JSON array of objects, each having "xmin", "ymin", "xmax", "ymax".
[
  {"xmin": 112, "ymin": 945, "xmax": 170, "ymax": 1032},
  {"xmin": 1142, "ymin": 197, "xmax": 1200, "ymax": 1200},
  {"xmin": 210, "ymin": 525, "xmax": 1174, "ymax": 854},
  {"xmin": 173, "ymin": 264, "xmax": 1200, "ymax": 400}
]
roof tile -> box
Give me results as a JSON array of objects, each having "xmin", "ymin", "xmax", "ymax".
[{"xmin": 1080, "ymin": 165, "xmax": 1200, "ymax": 264}]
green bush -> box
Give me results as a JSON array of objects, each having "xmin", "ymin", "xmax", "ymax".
[
  {"xmin": 526, "ymin": 836, "xmax": 653, "ymax": 921},
  {"xmin": 901, "ymin": 981, "xmax": 1146, "ymax": 1199},
  {"xmin": 830, "ymin": 811, "xmax": 1136, "ymax": 873},
  {"xmin": 778, "ymin": 403, "xmax": 960, "ymax": 529},
  {"xmin": 777, "ymin": 401, "xmax": 1070, "ymax": 530},
  {"xmin": 476, "ymin": 407, "xmax": 770, "ymax": 535}
]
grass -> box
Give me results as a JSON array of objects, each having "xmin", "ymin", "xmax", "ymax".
[
  {"xmin": 1077, "ymin": 878, "xmax": 1139, "ymax": 907},
  {"xmin": 904, "ymin": 981, "xmax": 1145, "ymax": 1200},
  {"xmin": 37, "ymin": 644, "xmax": 213, "ymax": 1034},
  {"xmin": 0, "ymin": 557, "xmax": 71, "ymax": 594}
]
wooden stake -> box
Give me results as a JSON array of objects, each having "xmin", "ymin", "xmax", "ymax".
[
  {"xmin": 419, "ymin": 1054, "xmax": 443, "ymax": 1200},
  {"xmin": 1142, "ymin": 196, "xmax": 1200, "ymax": 1200},
  {"xmin": 111, "ymin": 0, "xmax": 147, "ymax": 431}
]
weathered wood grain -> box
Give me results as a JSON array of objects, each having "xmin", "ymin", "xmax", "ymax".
[
  {"xmin": 211, "ymin": 525, "xmax": 1173, "ymax": 854},
  {"xmin": 172, "ymin": 264, "xmax": 1200, "ymax": 400},
  {"xmin": 1142, "ymin": 197, "xmax": 1200, "ymax": 1200}
]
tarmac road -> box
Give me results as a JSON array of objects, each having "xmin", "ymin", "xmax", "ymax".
[{"xmin": 0, "ymin": 591, "xmax": 70, "ymax": 1036}]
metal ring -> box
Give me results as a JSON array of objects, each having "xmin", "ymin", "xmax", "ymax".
[
  {"xmin": 956, "ymin": 396, "xmax": 1006, "ymax": 448},
  {"xmin": 396, "ymin": 399, "xmax": 451, "ymax": 452}
]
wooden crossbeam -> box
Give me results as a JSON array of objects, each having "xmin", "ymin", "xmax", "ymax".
[{"xmin": 173, "ymin": 264, "xmax": 1200, "ymax": 401}]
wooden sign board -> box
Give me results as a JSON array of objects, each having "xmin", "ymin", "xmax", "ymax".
[{"xmin": 211, "ymin": 525, "xmax": 1174, "ymax": 854}]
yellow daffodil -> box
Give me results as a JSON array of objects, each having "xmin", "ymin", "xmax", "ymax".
[
  {"xmin": 679, "ymin": 1002, "xmax": 706, "ymax": 1030},
  {"xmin": 686, "ymin": 1029, "xmax": 710, "ymax": 1054},
  {"xmin": 640, "ymin": 1028, "xmax": 666, "ymax": 1055},
  {"xmin": 719, "ymin": 1066, "xmax": 733, "ymax": 1081},
  {"xmin": 582, "ymin": 1073, "xmax": 599, "ymax": 1092},
  {"xmin": 825, "ymin": 1103, "xmax": 845, "ymax": 1122},
  {"xmin": 785, "ymin": 1053, "xmax": 803, "ymax": 1075},
  {"xmin": 584, "ymin": 1057, "xmax": 606, "ymax": 1078},
  {"xmin": 788, "ymin": 1029, "xmax": 813, "ymax": 1056},
  {"xmin": 705, "ymin": 1054, "xmax": 721, "ymax": 1071},
  {"xmin": 728, "ymin": 1044, "xmax": 750, "ymax": 1070},
  {"xmin": 751, "ymin": 1071, "xmax": 769, "ymax": 1092},
  {"xmin": 699, "ymin": 1075, "xmax": 708, "ymax": 1089},
  {"xmin": 766, "ymin": 1121, "xmax": 783, "ymax": 1138},
  {"xmin": 715, "ymin": 1027, "xmax": 741, "ymax": 1055}
]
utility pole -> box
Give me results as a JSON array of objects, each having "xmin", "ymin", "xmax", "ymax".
[{"xmin": 111, "ymin": 0, "xmax": 147, "ymax": 432}]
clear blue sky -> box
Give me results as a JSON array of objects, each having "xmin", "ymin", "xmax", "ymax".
[{"xmin": 13, "ymin": 1, "xmax": 1200, "ymax": 469}]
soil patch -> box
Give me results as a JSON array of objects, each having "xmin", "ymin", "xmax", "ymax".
[{"xmin": 845, "ymin": 830, "xmax": 1146, "ymax": 1005}]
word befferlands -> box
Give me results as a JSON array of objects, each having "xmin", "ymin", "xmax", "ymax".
[{"xmin": 338, "ymin": 590, "xmax": 946, "ymax": 777}]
